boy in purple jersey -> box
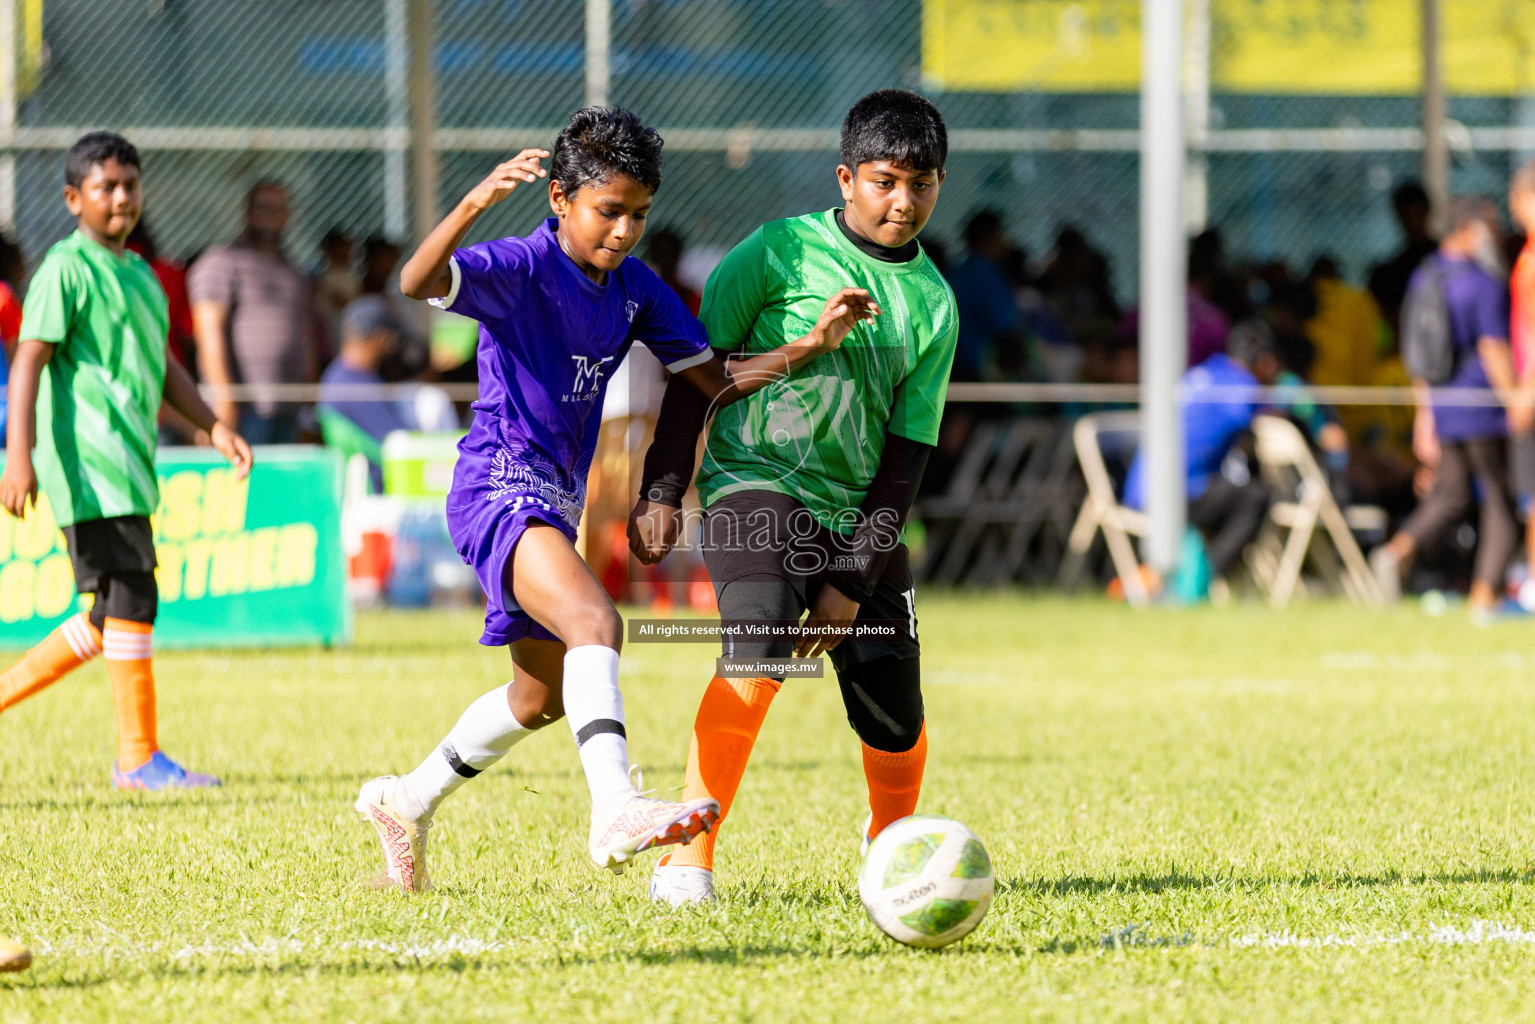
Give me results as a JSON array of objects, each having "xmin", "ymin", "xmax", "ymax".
[{"xmin": 353, "ymin": 106, "xmax": 878, "ymax": 890}]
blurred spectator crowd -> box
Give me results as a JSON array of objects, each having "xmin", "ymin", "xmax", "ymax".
[
  {"xmin": 0, "ymin": 182, "xmax": 466, "ymax": 479},
  {"xmin": 918, "ymin": 171, "xmax": 1535, "ymax": 615},
  {"xmin": 5, "ymin": 171, "xmax": 1535, "ymax": 615}
]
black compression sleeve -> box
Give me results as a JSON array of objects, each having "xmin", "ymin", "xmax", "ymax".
[
  {"xmin": 827, "ymin": 434, "xmax": 934, "ymax": 604},
  {"xmin": 638, "ymin": 359, "xmax": 718, "ymax": 507},
  {"xmin": 837, "ymin": 653, "xmax": 924, "ymax": 752}
]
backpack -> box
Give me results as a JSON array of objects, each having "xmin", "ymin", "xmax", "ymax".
[{"xmin": 1400, "ymin": 256, "xmax": 1456, "ymax": 384}]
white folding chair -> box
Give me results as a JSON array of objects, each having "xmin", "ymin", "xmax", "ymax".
[
  {"xmin": 1058, "ymin": 412, "xmax": 1151, "ymax": 606},
  {"xmin": 915, "ymin": 421, "xmax": 1002, "ymax": 583},
  {"xmin": 1250, "ymin": 414, "xmax": 1386, "ymax": 608}
]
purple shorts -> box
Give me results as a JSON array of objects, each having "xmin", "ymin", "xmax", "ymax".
[{"xmin": 448, "ymin": 494, "xmax": 579, "ymax": 647}]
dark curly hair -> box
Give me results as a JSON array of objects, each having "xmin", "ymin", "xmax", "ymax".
[
  {"xmin": 550, "ymin": 106, "xmax": 665, "ymax": 198},
  {"xmin": 65, "ymin": 131, "xmax": 140, "ymax": 188},
  {"xmin": 840, "ymin": 89, "xmax": 947, "ymax": 173}
]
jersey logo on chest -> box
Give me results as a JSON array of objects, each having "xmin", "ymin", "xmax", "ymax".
[{"xmin": 568, "ymin": 354, "xmax": 615, "ymax": 401}]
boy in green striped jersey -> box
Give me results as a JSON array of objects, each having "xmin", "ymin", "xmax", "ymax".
[
  {"xmin": 628, "ymin": 90, "xmax": 958, "ymax": 904},
  {"xmin": 0, "ymin": 132, "xmax": 252, "ymax": 790}
]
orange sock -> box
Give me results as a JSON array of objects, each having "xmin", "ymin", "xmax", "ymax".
[
  {"xmin": 0, "ymin": 613, "xmax": 101, "ymax": 711},
  {"xmin": 102, "ymin": 618, "xmax": 158, "ymax": 771},
  {"xmin": 667, "ymin": 676, "xmax": 781, "ymax": 870},
  {"xmin": 863, "ymin": 723, "xmax": 928, "ymax": 839}
]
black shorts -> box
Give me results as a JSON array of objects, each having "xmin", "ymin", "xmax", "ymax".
[
  {"xmin": 701, "ymin": 490, "xmax": 920, "ymax": 667},
  {"xmin": 62, "ymin": 516, "xmax": 158, "ymax": 594}
]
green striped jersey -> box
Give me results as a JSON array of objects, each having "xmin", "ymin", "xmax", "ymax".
[
  {"xmin": 695, "ymin": 210, "xmax": 958, "ymax": 532},
  {"xmin": 21, "ymin": 231, "xmax": 168, "ymax": 528}
]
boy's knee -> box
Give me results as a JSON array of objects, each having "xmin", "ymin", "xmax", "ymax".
[
  {"xmin": 590, "ymin": 605, "xmax": 623, "ymax": 652},
  {"xmin": 507, "ymin": 684, "xmax": 564, "ymax": 729},
  {"xmin": 717, "ymin": 575, "xmax": 800, "ymax": 661},
  {"xmin": 848, "ymin": 701, "xmax": 925, "ymax": 753},
  {"xmin": 549, "ymin": 602, "xmax": 622, "ymax": 652},
  {"xmin": 838, "ymin": 655, "xmax": 924, "ymax": 753}
]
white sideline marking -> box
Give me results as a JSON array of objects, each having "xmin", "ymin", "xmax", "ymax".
[
  {"xmin": 30, "ymin": 935, "xmax": 514, "ymax": 961},
  {"xmin": 25, "ymin": 921, "xmax": 1535, "ymax": 962},
  {"xmin": 1101, "ymin": 920, "xmax": 1535, "ymax": 951},
  {"xmin": 1233, "ymin": 921, "xmax": 1535, "ymax": 949}
]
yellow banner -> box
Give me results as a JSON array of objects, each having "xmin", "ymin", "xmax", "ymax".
[{"xmin": 922, "ymin": 0, "xmax": 1535, "ymax": 95}]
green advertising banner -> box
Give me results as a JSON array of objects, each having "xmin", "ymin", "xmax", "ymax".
[{"xmin": 0, "ymin": 446, "xmax": 351, "ymax": 649}]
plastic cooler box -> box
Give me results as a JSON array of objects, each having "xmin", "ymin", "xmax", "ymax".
[{"xmin": 381, "ymin": 431, "xmax": 466, "ymax": 499}]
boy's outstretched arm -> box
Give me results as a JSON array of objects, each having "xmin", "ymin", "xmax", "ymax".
[
  {"xmin": 0, "ymin": 340, "xmax": 51, "ymax": 518},
  {"xmin": 673, "ymin": 288, "xmax": 878, "ymax": 408},
  {"xmin": 627, "ymin": 288, "xmax": 879, "ymax": 563},
  {"xmin": 627, "ymin": 288, "xmax": 878, "ymax": 562},
  {"xmin": 163, "ymin": 353, "xmax": 253, "ymax": 480},
  {"xmin": 400, "ymin": 149, "xmax": 548, "ymax": 299}
]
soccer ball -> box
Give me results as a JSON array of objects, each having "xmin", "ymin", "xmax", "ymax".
[{"xmin": 857, "ymin": 814, "xmax": 994, "ymax": 949}]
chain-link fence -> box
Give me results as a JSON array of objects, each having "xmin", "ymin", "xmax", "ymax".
[{"xmin": 4, "ymin": 0, "xmax": 1534, "ymax": 302}]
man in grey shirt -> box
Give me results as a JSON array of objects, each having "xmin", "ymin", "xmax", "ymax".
[{"xmin": 189, "ymin": 182, "xmax": 316, "ymax": 444}]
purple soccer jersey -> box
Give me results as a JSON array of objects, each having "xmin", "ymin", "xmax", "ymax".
[{"xmin": 432, "ymin": 217, "xmax": 713, "ymax": 645}]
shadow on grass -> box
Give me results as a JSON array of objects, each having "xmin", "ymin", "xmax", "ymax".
[{"xmin": 3, "ymin": 942, "xmax": 891, "ymax": 991}]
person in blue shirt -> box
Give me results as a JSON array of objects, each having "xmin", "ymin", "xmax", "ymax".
[
  {"xmin": 949, "ymin": 209, "xmax": 1023, "ymax": 381},
  {"xmin": 1125, "ymin": 321, "xmax": 1280, "ymax": 581},
  {"xmin": 318, "ymin": 295, "xmax": 412, "ymax": 489},
  {"xmin": 1370, "ymin": 196, "xmax": 1518, "ymax": 613}
]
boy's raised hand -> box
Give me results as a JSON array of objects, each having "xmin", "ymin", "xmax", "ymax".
[
  {"xmin": 403, "ymin": 149, "xmax": 549, "ymax": 299},
  {"xmin": 810, "ymin": 288, "xmax": 880, "ymax": 353},
  {"xmin": 465, "ymin": 149, "xmax": 550, "ymax": 212},
  {"xmin": 0, "ymin": 457, "xmax": 37, "ymax": 519}
]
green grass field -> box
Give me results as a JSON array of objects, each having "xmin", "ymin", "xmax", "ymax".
[{"xmin": 4, "ymin": 595, "xmax": 1535, "ymax": 1022}]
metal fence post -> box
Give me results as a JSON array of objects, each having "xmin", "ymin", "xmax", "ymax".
[
  {"xmin": 409, "ymin": 0, "xmax": 438, "ymax": 245},
  {"xmin": 1141, "ymin": 0, "xmax": 1188, "ymax": 579},
  {"xmin": 0, "ymin": 0, "xmax": 17, "ymax": 237},
  {"xmin": 585, "ymin": 0, "xmax": 610, "ymax": 107},
  {"xmin": 1183, "ymin": 0, "xmax": 1210, "ymax": 234},
  {"xmin": 385, "ymin": 0, "xmax": 408, "ymax": 240},
  {"xmin": 1421, "ymin": 0, "xmax": 1448, "ymax": 225}
]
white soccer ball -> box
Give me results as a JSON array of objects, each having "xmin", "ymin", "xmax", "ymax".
[{"xmin": 857, "ymin": 814, "xmax": 994, "ymax": 949}]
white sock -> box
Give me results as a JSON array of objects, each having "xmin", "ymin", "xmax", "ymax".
[
  {"xmin": 562, "ymin": 644, "xmax": 637, "ymax": 810},
  {"xmin": 398, "ymin": 682, "xmax": 532, "ymax": 820}
]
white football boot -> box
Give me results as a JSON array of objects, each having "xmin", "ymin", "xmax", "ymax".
[
  {"xmin": 589, "ymin": 794, "xmax": 719, "ymax": 874},
  {"xmin": 354, "ymin": 775, "xmax": 432, "ymax": 893},
  {"xmin": 859, "ymin": 813, "xmax": 875, "ymax": 858},
  {"xmin": 649, "ymin": 855, "xmax": 717, "ymax": 906}
]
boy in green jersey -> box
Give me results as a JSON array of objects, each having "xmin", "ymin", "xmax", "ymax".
[
  {"xmin": 628, "ymin": 90, "xmax": 957, "ymax": 904},
  {"xmin": 0, "ymin": 132, "xmax": 253, "ymax": 790}
]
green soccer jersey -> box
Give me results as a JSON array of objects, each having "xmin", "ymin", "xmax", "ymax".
[
  {"xmin": 694, "ymin": 209, "xmax": 958, "ymax": 531},
  {"xmin": 21, "ymin": 231, "xmax": 168, "ymax": 528}
]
